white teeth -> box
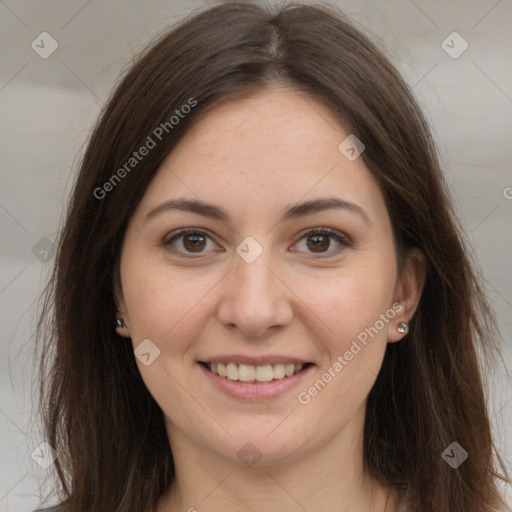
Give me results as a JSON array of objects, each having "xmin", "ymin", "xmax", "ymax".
[
  {"xmin": 273, "ymin": 363, "xmax": 285, "ymax": 379},
  {"xmin": 285, "ymin": 363, "xmax": 295, "ymax": 377},
  {"xmin": 255, "ymin": 365, "xmax": 273, "ymax": 382},
  {"xmin": 226, "ymin": 362, "xmax": 238, "ymax": 380},
  {"xmin": 217, "ymin": 363, "xmax": 227, "ymax": 377},
  {"xmin": 206, "ymin": 362, "xmax": 306, "ymax": 382},
  {"xmin": 238, "ymin": 364, "xmax": 255, "ymax": 382}
]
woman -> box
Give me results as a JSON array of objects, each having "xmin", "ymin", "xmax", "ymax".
[{"xmin": 35, "ymin": 1, "xmax": 511, "ymax": 511}]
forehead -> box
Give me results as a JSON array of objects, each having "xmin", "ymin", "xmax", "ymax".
[
  {"xmin": 134, "ymin": 88, "xmax": 387, "ymax": 227},
  {"xmin": 175, "ymin": 87, "xmax": 347, "ymax": 161}
]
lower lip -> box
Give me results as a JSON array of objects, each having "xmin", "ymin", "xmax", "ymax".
[{"xmin": 198, "ymin": 363, "xmax": 315, "ymax": 401}]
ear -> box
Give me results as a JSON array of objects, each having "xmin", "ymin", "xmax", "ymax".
[
  {"xmin": 388, "ymin": 247, "xmax": 426, "ymax": 343},
  {"xmin": 113, "ymin": 262, "xmax": 131, "ymax": 338}
]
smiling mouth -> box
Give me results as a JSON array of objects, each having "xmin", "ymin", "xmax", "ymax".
[{"xmin": 200, "ymin": 362, "xmax": 313, "ymax": 383}]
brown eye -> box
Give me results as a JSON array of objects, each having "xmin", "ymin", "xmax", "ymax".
[
  {"xmin": 164, "ymin": 229, "xmax": 218, "ymax": 256},
  {"xmin": 183, "ymin": 233, "xmax": 207, "ymax": 252},
  {"xmin": 292, "ymin": 228, "xmax": 350, "ymax": 257},
  {"xmin": 307, "ymin": 234, "xmax": 331, "ymax": 252}
]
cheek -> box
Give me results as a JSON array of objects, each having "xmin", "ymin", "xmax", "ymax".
[
  {"xmin": 121, "ymin": 251, "xmax": 219, "ymax": 353},
  {"xmin": 294, "ymin": 257, "xmax": 396, "ymax": 412},
  {"xmin": 296, "ymin": 276, "xmax": 391, "ymax": 417},
  {"xmin": 128, "ymin": 281, "xmax": 213, "ymax": 349},
  {"xmin": 293, "ymin": 262, "xmax": 396, "ymax": 348}
]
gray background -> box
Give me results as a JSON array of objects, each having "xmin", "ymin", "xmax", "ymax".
[{"xmin": 0, "ymin": 0, "xmax": 511, "ymax": 510}]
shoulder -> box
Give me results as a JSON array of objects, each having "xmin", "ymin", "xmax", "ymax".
[
  {"xmin": 498, "ymin": 484, "xmax": 512, "ymax": 511},
  {"xmin": 394, "ymin": 491, "xmax": 512, "ymax": 512}
]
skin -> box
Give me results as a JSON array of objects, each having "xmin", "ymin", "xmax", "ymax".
[{"xmin": 114, "ymin": 86, "xmax": 425, "ymax": 512}]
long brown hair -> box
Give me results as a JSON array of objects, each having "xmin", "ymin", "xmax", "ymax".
[{"xmin": 35, "ymin": 1, "xmax": 510, "ymax": 511}]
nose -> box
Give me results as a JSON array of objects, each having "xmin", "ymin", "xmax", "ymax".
[{"xmin": 216, "ymin": 248, "xmax": 294, "ymax": 338}]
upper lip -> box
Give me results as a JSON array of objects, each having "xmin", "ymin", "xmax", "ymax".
[{"xmin": 199, "ymin": 355, "xmax": 313, "ymax": 366}]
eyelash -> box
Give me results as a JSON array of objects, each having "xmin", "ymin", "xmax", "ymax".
[{"xmin": 163, "ymin": 227, "xmax": 351, "ymax": 259}]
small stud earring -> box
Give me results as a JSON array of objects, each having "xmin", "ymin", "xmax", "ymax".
[
  {"xmin": 397, "ymin": 321, "xmax": 408, "ymax": 334},
  {"xmin": 115, "ymin": 318, "xmax": 127, "ymax": 329}
]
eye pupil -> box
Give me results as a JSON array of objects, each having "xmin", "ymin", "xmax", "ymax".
[
  {"xmin": 184, "ymin": 234, "xmax": 206, "ymax": 252},
  {"xmin": 307, "ymin": 234, "xmax": 330, "ymax": 252},
  {"xmin": 167, "ymin": 229, "xmax": 345, "ymax": 258}
]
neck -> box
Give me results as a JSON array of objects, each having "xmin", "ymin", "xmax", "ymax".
[{"xmin": 157, "ymin": 404, "xmax": 397, "ymax": 512}]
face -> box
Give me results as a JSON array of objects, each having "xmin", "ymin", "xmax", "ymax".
[{"xmin": 115, "ymin": 87, "xmax": 423, "ymax": 466}]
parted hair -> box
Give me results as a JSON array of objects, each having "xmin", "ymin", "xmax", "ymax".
[{"xmin": 35, "ymin": 1, "xmax": 510, "ymax": 511}]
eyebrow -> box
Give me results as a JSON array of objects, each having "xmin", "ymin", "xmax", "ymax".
[{"xmin": 145, "ymin": 197, "xmax": 371, "ymax": 225}]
